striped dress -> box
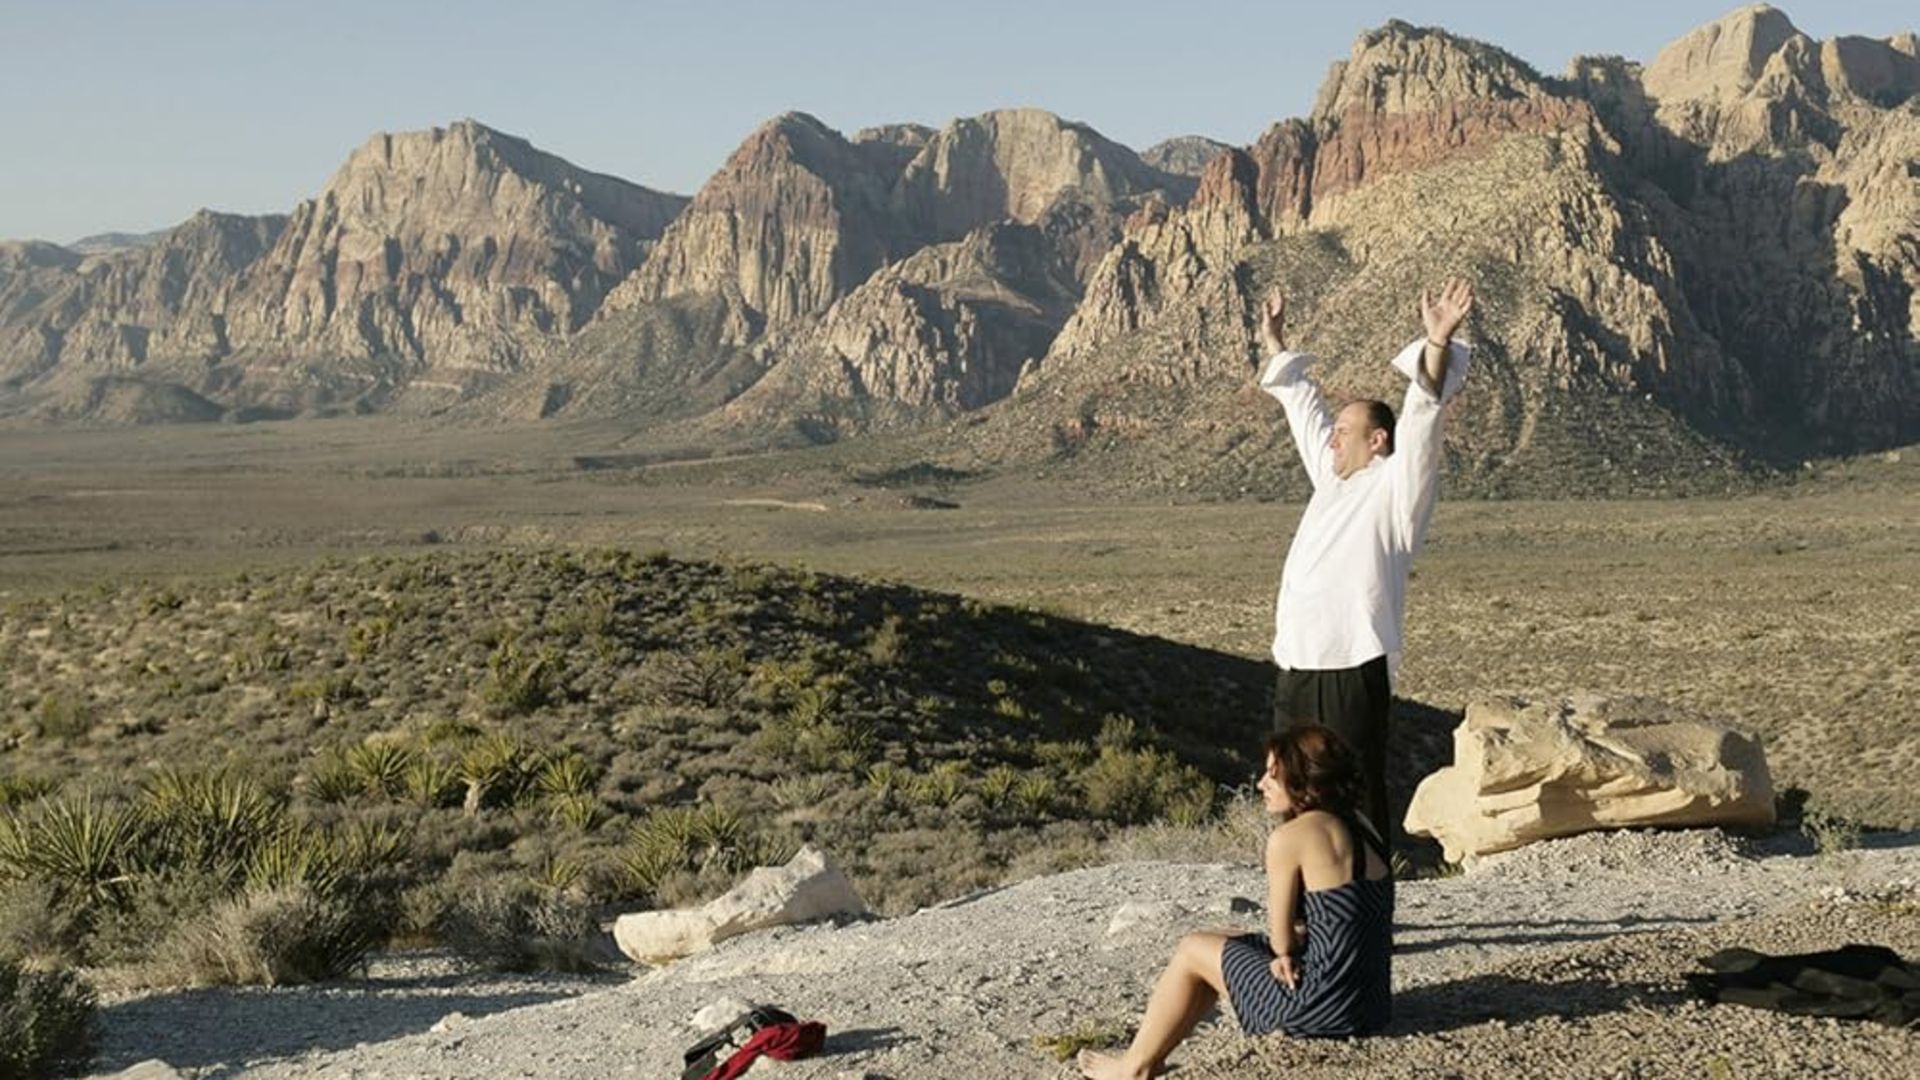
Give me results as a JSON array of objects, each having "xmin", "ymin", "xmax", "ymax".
[{"xmin": 1220, "ymin": 811, "xmax": 1394, "ymax": 1037}]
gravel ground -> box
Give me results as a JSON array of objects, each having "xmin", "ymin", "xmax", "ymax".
[{"xmin": 91, "ymin": 829, "xmax": 1920, "ymax": 1079}]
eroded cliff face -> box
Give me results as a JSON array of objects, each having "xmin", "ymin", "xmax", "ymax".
[
  {"xmin": 1602, "ymin": 3, "xmax": 1920, "ymax": 449},
  {"xmin": 578, "ymin": 108, "xmax": 1189, "ymax": 431},
  {"xmin": 1004, "ymin": 8, "xmax": 1914, "ymax": 496},
  {"xmin": 0, "ymin": 120, "xmax": 688, "ymax": 419},
  {"xmin": 601, "ymin": 113, "xmax": 900, "ymax": 342}
]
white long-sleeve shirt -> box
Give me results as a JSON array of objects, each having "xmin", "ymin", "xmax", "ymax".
[{"xmin": 1260, "ymin": 337, "xmax": 1470, "ymax": 678}]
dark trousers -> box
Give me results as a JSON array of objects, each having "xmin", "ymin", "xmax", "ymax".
[{"xmin": 1272, "ymin": 656, "xmax": 1392, "ymax": 846}]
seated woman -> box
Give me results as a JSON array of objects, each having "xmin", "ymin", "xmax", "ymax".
[{"xmin": 1080, "ymin": 724, "xmax": 1394, "ymax": 1080}]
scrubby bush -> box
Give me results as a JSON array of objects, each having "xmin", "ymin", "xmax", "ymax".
[
  {"xmin": 0, "ymin": 957, "xmax": 97, "ymax": 1078},
  {"xmin": 156, "ymin": 882, "xmax": 379, "ymax": 986},
  {"xmin": 438, "ymin": 875, "xmax": 599, "ymax": 973},
  {"xmin": 1079, "ymin": 746, "xmax": 1214, "ymax": 826}
]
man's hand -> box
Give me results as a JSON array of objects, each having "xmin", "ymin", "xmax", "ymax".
[
  {"xmin": 1420, "ymin": 278, "xmax": 1473, "ymax": 345},
  {"xmin": 1258, "ymin": 287, "xmax": 1287, "ymax": 359}
]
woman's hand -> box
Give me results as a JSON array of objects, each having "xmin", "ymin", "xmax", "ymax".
[{"xmin": 1269, "ymin": 952, "xmax": 1299, "ymax": 990}]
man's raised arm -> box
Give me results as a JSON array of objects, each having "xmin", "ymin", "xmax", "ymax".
[
  {"xmin": 1388, "ymin": 278, "xmax": 1474, "ymax": 548},
  {"xmin": 1254, "ymin": 287, "xmax": 1337, "ymax": 490}
]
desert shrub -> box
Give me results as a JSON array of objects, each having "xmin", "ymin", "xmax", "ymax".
[
  {"xmin": 0, "ymin": 879, "xmax": 85, "ymax": 970},
  {"xmin": 865, "ymin": 764, "xmax": 906, "ymax": 801},
  {"xmin": 1032, "ymin": 1017, "xmax": 1132, "ymax": 1062},
  {"xmin": 155, "ymin": 882, "xmax": 379, "ymax": 986},
  {"xmin": 636, "ymin": 647, "xmax": 749, "ymax": 708},
  {"xmin": 483, "ymin": 639, "xmax": 558, "ymax": 716},
  {"xmin": 1106, "ymin": 788, "xmax": 1270, "ymax": 866},
  {"xmin": 0, "ymin": 957, "xmax": 97, "ymax": 1078},
  {"xmin": 863, "ymin": 614, "xmax": 909, "ymax": 667},
  {"xmin": 770, "ymin": 774, "xmax": 836, "ymax": 813},
  {"xmin": 1034, "ymin": 740, "xmax": 1094, "ymax": 772},
  {"xmin": 547, "ymin": 794, "xmax": 605, "ymax": 832},
  {"xmin": 535, "ymin": 754, "xmax": 599, "ymax": 800},
  {"xmin": 906, "ymin": 762, "xmax": 970, "ymax": 809},
  {"xmin": 756, "ymin": 690, "xmax": 874, "ymax": 773},
  {"xmin": 437, "ymin": 874, "xmax": 598, "ymax": 973},
  {"xmin": 1804, "ymin": 808, "xmax": 1862, "ymax": 857},
  {"xmin": 1079, "ymin": 746, "xmax": 1214, "ymax": 826},
  {"xmin": 978, "ymin": 766, "xmax": 1021, "ymax": 811},
  {"xmin": 0, "ymin": 776, "xmax": 56, "ymax": 810},
  {"xmin": 32, "ymin": 693, "xmax": 90, "ymax": 742},
  {"xmin": 1013, "ymin": 774, "xmax": 1059, "ymax": 819},
  {"xmin": 345, "ymin": 615, "xmax": 393, "ymax": 659}
]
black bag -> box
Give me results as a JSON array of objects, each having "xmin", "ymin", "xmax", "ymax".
[
  {"xmin": 1687, "ymin": 944, "xmax": 1920, "ymax": 1027},
  {"xmin": 680, "ymin": 1005, "xmax": 798, "ymax": 1080}
]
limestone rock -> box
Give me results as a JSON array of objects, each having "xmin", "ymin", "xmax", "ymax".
[
  {"xmin": 1404, "ymin": 695, "xmax": 1776, "ymax": 862},
  {"xmin": 92, "ymin": 1061, "xmax": 185, "ymax": 1080},
  {"xmin": 1106, "ymin": 901, "xmax": 1189, "ymax": 935},
  {"xmin": 613, "ymin": 845, "xmax": 869, "ymax": 964}
]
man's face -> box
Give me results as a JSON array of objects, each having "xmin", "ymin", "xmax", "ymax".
[{"xmin": 1330, "ymin": 402, "xmax": 1386, "ymax": 479}]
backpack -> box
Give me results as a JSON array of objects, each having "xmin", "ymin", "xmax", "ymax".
[{"xmin": 680, "ymin": 1005, "xmax": 798, "ymax": 1080}]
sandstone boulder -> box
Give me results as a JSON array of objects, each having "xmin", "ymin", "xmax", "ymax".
[
  {"xmin": 1405, "ymin": 694, "xmax": 1775, "ymax": 862},
  {"xmin": 613, "ymin": 845, "xmax": 869, "ymax": 964}
]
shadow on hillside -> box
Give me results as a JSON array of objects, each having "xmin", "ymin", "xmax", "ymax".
[
  {"xmin": 95, "ymin": 971, "xmax": 619, "ymax": 1074},
  {"xmin": 1388, "ymin": 972, "xmax": 1675, "ymax": 1034},
  {"xmin": 1394, "ymin": 913, "xmax": 1718, "ymax": 956}
]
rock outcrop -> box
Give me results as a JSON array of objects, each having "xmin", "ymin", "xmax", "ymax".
[
  {"xmin": 612, "ymin": 845, "xmax": 870, "ymax": 965},
  {"xmin": 1404, "ymin": 695, "xmax": 1776, "ymax": 862}
]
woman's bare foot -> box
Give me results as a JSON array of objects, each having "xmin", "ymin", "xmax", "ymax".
[{"xmin": 1077, "ymin": 1048, "xmax": 1150, "ymax": 1080}]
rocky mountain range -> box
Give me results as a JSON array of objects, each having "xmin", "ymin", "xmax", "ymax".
[{"xmin": 1, "ymin": 5, "xmax": 1912, "ymax": 492}]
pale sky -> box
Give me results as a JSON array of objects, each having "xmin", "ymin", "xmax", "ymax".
[{"xmin": 0, "ymin": 1, "xmax": 1910, "ymax": 243}]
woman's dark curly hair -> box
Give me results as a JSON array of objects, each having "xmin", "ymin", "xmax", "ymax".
[{"xmin": 1264, "ymin": 724, "xmax": 1363, "ymax": 818}]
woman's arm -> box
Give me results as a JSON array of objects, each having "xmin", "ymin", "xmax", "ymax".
[{"xmin": 1264, "ymin": 822, "xmax": 1304, "ymax": 984}]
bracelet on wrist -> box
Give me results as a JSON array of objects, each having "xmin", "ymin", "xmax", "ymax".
[{"xmin": 1426, "ymin": 337, "xmax": 1449, "ymax": 349}]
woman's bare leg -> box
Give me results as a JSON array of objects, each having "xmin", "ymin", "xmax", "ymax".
[{"xmin": 1079, "ymin": 932, "xmax": 1230, "ymax": 1080}]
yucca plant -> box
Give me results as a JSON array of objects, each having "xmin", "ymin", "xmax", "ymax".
[
  {"xmin": 303, "ymin": 751, "xmax": 362, "ymax": 805},
  {"xmin": 615, "ymin": 805, "xmax": 784, "ymax": 897},
  {"xmin": 458, "ymin": 733, "xmax": 534, "ymax": 815},
  {"xmin": 346, "ymin": 738, "xmax": 416, "ymax": 800},
  {"xmin": 401, "ymin": 756, "xmax": 460, "ymax": 810},
  {"xmin": 547, "ymin": 794, "xmax": 604, "ymax": 832},
  {"xmin": 137, "ymin": 766, "xmax": 285, "ymax": 882},
  {"xmin": 0, "ymin": 794, "xmax": 143, "ymax": 909},
  {"xmin": 978, "ymin": 765, "xmax": 1021, "ymax": 809},
  {"xmin": 535, "ymin": 754, "xmax": 598, "ymax": 800}
]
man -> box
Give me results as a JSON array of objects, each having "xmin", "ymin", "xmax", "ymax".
[{"xmin": 1256, "ymin": 278, "xmax": 1473, "ymax": 842}]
